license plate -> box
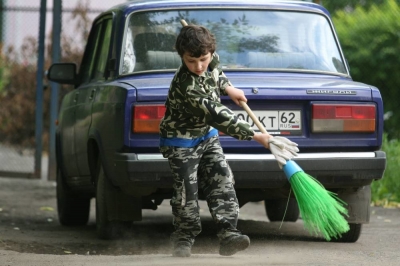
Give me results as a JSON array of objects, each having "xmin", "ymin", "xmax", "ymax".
[{"xmin": 235, "ymin": 110, "xmax": 302, "ymax": 134}]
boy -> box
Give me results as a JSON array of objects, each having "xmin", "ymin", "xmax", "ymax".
[{"xmin": 159, "ymin": 25, "xmax": 298, "ymax": 257}]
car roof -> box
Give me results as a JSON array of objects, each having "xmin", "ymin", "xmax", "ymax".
[{"xmin": 107, "ymin": 0, "xmax": 330, "ymax": 17}]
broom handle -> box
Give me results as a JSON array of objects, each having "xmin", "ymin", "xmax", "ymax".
[
  {"xmin": 180, "ymin": 19, "xmax": 268, "ymax": 134},
  {"xmin": 240, "ymin": 101, "xmax": 268, "ymax": 134},
  {"xmin": 180, "ymin": 19, "xmax": 188, "ymax": 26}
]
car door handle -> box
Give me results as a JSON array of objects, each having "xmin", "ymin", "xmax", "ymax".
[
  {"xmin": 73, "ymin": 92, "xmax": 79, "ymax": 103},
  {"xmin": 89, "ymin": 89, "xmax": 96, "ymax": 100}
]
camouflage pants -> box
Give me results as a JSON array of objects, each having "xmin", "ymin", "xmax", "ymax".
[{"xmin": 160, "ymin": 136, "xmax": 241, "ymax": 246}]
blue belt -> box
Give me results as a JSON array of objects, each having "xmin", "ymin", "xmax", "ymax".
[{"xmin": 159, "ymin": 128, "xmax": 218, "ymax": 148}]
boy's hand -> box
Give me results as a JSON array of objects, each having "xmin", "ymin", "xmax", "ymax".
[
  {"xmin": 253, "ymin": 133, "xmax": 272, "ymax": 149},
  {"xmin": 225, "ymin": 86, "xmax": 247, "ymax": 106},
  {"xmin": 269, "ymin": 136, "xmax": 299, "ymax": 157},
  {"xmin": 268, "ymin": 137, "xmax": 299, "ymax": 168},
  {"xmin": 253, "ymin": 134, "xmax": 299, "ymax": 168}
]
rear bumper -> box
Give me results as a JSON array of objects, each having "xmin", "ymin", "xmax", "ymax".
[{"xmin": 114, "ymin": 151, "xmax": 386, "ymax": 189}]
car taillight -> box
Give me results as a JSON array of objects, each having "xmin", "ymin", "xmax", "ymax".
[
  {"xmin": 312, "ymin": 104, "xmax": 376, "ymax": 133},
  {"xmin": 132, "ymin": 105, "xmax": 166, "ymax": 133}
]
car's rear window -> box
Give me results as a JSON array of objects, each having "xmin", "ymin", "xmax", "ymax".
[{"xmin": 121, "ymin": 9, "xmax": 347, "ymax": 75}]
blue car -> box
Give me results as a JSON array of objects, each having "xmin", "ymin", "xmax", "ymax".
[{"xmin": 48, "ymin": 0, "xmax": 386, "ymax": 242}]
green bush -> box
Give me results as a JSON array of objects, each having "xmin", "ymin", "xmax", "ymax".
[{"xmin": 371, "ymin": 133, "xmax": 400, "ymax": 204}]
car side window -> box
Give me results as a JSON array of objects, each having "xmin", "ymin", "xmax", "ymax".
[
  {"xmin": 78, "ymin": 17, "xmax": 112, "ymax": 84},
  {"xmin": 122, "ymin": 27, "xmax": 136, "ymax": 74},
  {"xmin": 78, "ymin": 22, "xmax": 101, "ymax": 84},
  {"xmin": 92, "ymin": 19, "xmax": 112, "ymax": 81}
]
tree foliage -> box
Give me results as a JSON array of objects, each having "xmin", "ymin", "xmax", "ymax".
[
  {"xmin": 333, "ymin": 0, "xmax": 400, "ymax": 138},
  {"xmin": 0, "ymin": 42, "xmax": 9, "ymax": 91},
  {"xmin": 322, "ymin": 0, "xmax": 389, "ymax": 14},
  {"xmin": 0, "ymin": 2, "xmax": 90, "ymax": 148}
]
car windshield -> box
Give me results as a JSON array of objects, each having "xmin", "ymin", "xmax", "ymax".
[{"xmin": 121, "ymin": 9, "xmax": 347, "ymax": 75}]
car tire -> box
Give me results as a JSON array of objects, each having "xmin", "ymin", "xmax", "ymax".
[
  {"xmin": 331, "ymin": 223, "xmax": 362, "ymax": 243},
  {"xmin": 264, "ymin": 198, "xmax": 300, "ymax": 222},
  {"xmin": 96, "ymin": 165, "xmax": 126, "ymax": 240},
  {"xmin": 56, "ymin": 168, "xmax": 90, "ymax": 226}
]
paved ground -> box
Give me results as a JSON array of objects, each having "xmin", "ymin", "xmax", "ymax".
[
  {"xmin": 1, "ymin": 144, "xmax": 399, "ymax": 265},
  {"xmin": 0, "ymin": 144, "xmax": 48, "ymax": 180},
  {"xmin": 0, "ymin": 176, "xmax": 400, "ymax": 266}
]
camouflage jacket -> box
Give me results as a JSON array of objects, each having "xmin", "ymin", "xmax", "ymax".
[{"xmin": 159, "ymin": 54, "xmax": 255, "ymax": 147}]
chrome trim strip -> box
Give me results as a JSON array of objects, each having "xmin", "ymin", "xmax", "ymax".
[{"xmin": 137, "ymin": 152, "xmax": 376, "ymax": 160}]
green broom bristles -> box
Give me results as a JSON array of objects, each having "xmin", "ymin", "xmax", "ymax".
[{"xmin": 283, "ymin": 160, "xmax": 350, "ymax": 241}]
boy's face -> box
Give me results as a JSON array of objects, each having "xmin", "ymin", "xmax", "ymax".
[{"xmin": 182, "ymin": 52, "xmax": 212, "ymax": 76}]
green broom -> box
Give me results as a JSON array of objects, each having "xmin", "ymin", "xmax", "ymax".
[
  {"xmin": 282, "ymin": 160, "xmax": 349, "ymax": 240},
  {"xmin": 240, "ymin": 101, "xmax": 350, "ymax": 241},
  {"xmin": 179, "ymin": 19, "xmax": 349, "ymax": 240}
]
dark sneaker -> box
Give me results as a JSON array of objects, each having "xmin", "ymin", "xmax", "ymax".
[
  {"xmin": 172, "ymin": 241, "xmax": 192, "ymax": 257},
  {"xmin": 219, "ymin": 235, "xmax": 250, "ymax": 256}
]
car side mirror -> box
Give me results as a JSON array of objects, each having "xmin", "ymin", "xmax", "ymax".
[{"xmin": 47, "ymin": 63, "xmax": 77, "ymax": 85}]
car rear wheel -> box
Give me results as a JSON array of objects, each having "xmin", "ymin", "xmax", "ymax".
[
  {"xmin": 264, "ymin": 198, "xmax": 300, "ymax": 222},
  {"xmin": 56, "ymin": 168, "xmax": 90, "ymax": 226},
  {"xmin": 96, "ymin": 165, "xmax": 127, "ymax": 240},
  {"xmin": 331, "ymin": 223, "xmax": 362, "ymax": 243}
]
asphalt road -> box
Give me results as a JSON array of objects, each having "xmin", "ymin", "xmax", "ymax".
[{"xmin": 0, "ymin": 177, "xmax": 399, "ymax": 266}]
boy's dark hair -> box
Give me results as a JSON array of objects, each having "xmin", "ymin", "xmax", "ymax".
[{"xmin": 175, "ymin": 25, "xmax": 216, "ymax": 58}]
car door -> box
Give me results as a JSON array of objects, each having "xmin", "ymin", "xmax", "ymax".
[
  {"xmin": 58, "ymin": 90, "xmax": 80, "ymax": 178},
  {"xmin": 74, "ymin": 16, "xmax": 113, "ymax": 177}
]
